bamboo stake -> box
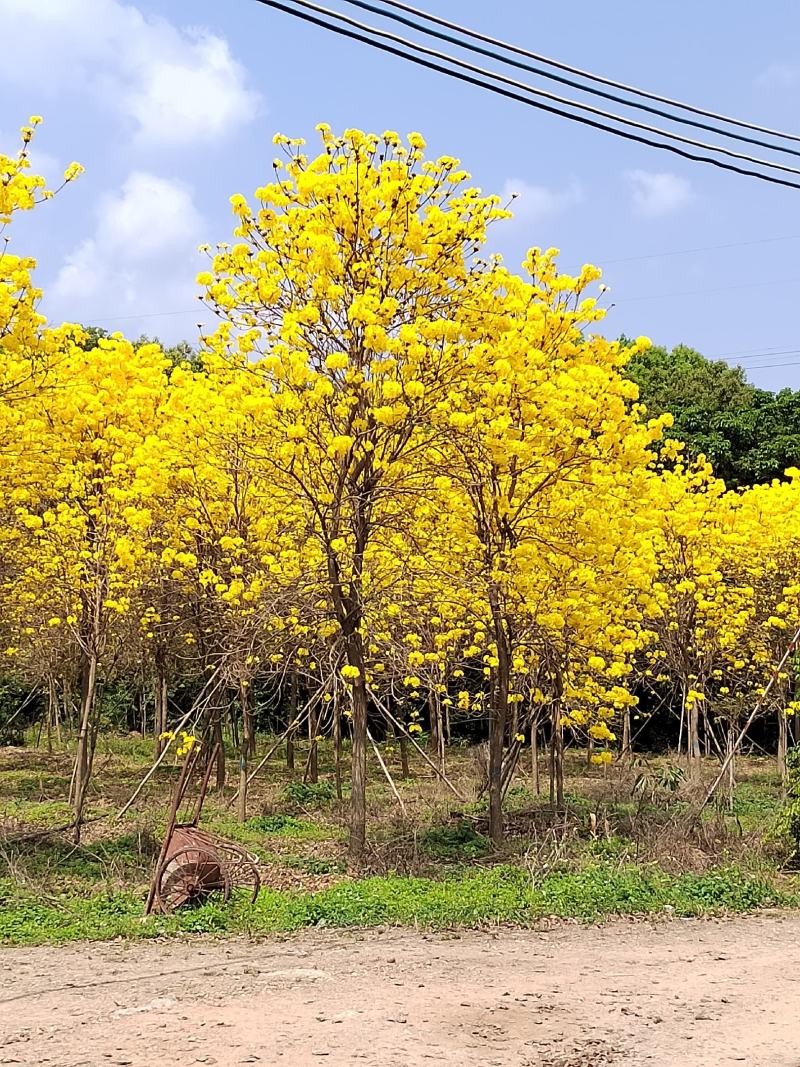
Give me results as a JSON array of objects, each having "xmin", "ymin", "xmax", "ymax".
[
  {"xmin": 367, "ymin": 686, "xmax": 467, "ymax": 802},
  {"xmin": 368, "ymin": 728, "xmax": 407, "ymax": 816}
]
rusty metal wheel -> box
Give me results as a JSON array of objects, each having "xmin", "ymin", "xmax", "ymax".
[
  {"xmin": 215, "ymin": 842, "xmax": 261, "ymax": 904},
  {"xmin": 155, "ymin": 845, "xmax": 231, "ymax": 913}
]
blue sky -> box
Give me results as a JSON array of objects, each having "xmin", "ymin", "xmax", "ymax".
[{"xmin": 3, "ymin": 0, "xmax": 800, "ymax": 388}]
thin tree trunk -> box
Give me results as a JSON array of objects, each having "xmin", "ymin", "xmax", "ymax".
[
  {"xmin": 154, "ymin": 653, "xmax": 168, "ymax": 758},
  {"xmin": 333, "ymin": 699, "xmax": 343, "ymax": 799},
  {"xmin": 688, "ymin": 697, "xmax": 701, "ymax": 776},
  {"xmin": 286, "ymin": 673, "xmax": 297, "ymax": 771},
  {"xmin": 778, "ymin": 706, "xmax": 789, "ymax": 789},
  {"xmin": 214, "ymin": 710, "xmax": 225, "ymax": 791},
  {"xmin": 46, "ymin": 676, "xmax": 57, "ymax": 754},
  {"xmin": 348, "ymin": 665, "xmax": 369, "ymax": 869},
  {"xmin": 399, "ymin": 729, "xmax": 410, "ymax": 780},
  {"xmin": 549, "ymin": 689, "xmax": 565, "ymax": 810},
  {"xmin": 677, "ymin": 680, "xmax": 686, "ymax": 757},
  {"xmin": 306, "ymin": 697, "xmax": 319, "ymax": 784},
  {"xmin": 621, "ymin": 707, "xmax": 632, "ymax": 758},
  {"xmin": 488, "ymin": 593, "xmax": 510, "ymax": 848},
  {"xmin": 428, "ymin": 690, "xmax": 445, "ymax": 773},
  {"xmin": 72, "ymin": 649, "xmax": 99, "ymax": 844},
  {"xmin": 237, "ymin": 682, "xmax": 250, "ymax": 822},
  {"xmin": 531, "ymin": 721, "xmax": 540, "ymax": 795},
  {"xmin": 726, "ymin": 721, "xmax": 736, "ymax": 809}
]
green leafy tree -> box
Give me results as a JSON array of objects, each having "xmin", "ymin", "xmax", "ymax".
[{"xmin": 625, "ymin": 341, "xmax": 800, "ymax": 487}]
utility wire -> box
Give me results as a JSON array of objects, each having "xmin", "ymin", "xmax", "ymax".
[
  {"xmin": 602, "ymin": 233, "xmax": 800, "ymax": 265},
  {"xmin": 338, "ymin": 0, "xmax": 800, "ymax": 160},
  {"xmin": 255, "ymin": 0, "xmax": 800, "ymax": 186},
  {"xmin": 710, "ymin": 346, "xmax": 800, "ymax": 361},
  {"xmin": 254, "ymin": 0, "xmax": 800, "ymax": 189},
  {"xmin": 342, "ymin": 0, "xmax": 800, "ymax": 146}
]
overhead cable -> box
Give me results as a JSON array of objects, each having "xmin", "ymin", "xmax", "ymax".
[
  {"xmin": 340, "ymin": 0, "xmax": 800, "ymax": 145},
  {"xmin": 338, "ymin": 0, "xmax": 800, "ymax": 159},
  {"xmin": 253, "ymin": 0, "xmax": 800, "ymax": 190}
]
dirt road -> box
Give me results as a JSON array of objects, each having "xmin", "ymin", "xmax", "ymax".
[{"xmin": 0, "ymin": 914, "xmax": 797, "ymax": 1066}]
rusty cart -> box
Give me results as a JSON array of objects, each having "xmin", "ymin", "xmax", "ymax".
[{"xmin": 145, "ymin": 740, "xmax": 260, "ymax": 915}]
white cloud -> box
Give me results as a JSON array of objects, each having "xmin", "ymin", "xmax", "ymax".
[
  {"xmin": 502, "ymin": 178, "xmax": 583, "ymax": 224},
  {"xmin": 625, "ymin": 170, "xmax": 693, "ymax": 219},
  {"xmin": 51, "ymin": 172, "xmax": 206, "ymax": 333},
  {"xmin": 0, "ymin": 0, "xmax": 260, "ymax": 145},
  {"xmin": 756, "ymin": 63, "xmax": 800, "ymax": 89}
]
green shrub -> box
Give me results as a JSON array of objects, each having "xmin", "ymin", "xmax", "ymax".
[
  {"xmin": 281, "ymin": 780, "xmax": 336, "ymax": 807},
  {"xmin": 419, "ymin": 820, "xmax": 490, "ymax": 861}
]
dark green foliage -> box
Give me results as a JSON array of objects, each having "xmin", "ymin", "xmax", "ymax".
[
  {"xmin": 281, "ymin": 780, "xmax": 336, "ymax": 807},
  {"xmin": 246, "ymin": 813, "xmax": 319, "ymax": 836},
  {"xmin": 419, "ymin": 821, "xmax": 491, "ymax": 861},
  {"xmin": 624, "ymin": 341, "xmax": 800, "ymax": 488}
]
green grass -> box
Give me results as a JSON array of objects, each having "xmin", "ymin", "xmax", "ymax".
[{"xmin": 1, "ymin": 862, "xmax": 793, "ymax": 947}]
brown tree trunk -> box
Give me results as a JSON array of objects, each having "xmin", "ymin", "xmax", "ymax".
[
  {"xmin": 72, "ymin": 649, "xmax": 99, "ymax": 844},
  {"xmin": 306, "ymin": 698, "xmax": 319, "ymax": 784},
  {"xmin": 333, "ymin": 699, "xmax": 343, "ymax": 799},
  {"xmin": 154, "ymin": 652, "xmax": 168, "ymax": 758},
  {"xmin": 531, "ymin": 720, "xmax": 540, "ymax": 795},
  {"xmin": 286, "ymin": 673, "xmax": 297, "ymax": 771},
  {"xmin": 399, "ymin": 729, "xmax": 410, "ymax": 780},
  {"xmin": 726, "ymin": 721, "xmax": 736, "ymax": 809},
  {"xmin": 237, "ymin": 682, "xmax": 250, "ymax": 822},
  {"xmin": 214, "ymin": 710, "xmax": 225, "ymax": 791},
  {"xmin": 46, "ymin": 676, "xmax": 58, "ymax": 753},
  {"xmin": 778, "ymin": 707, "xmax": 789, "ymax": 789},
  {"xmin": 621, "ymin": 707, "xmax": 632, "ymax": 759},
  {"xmin": 488, "ymin": 592, "xmax": 511, "ymax": 848},
  {"xmin": 347, "ymin": 657, "xmax": 369, "ymax": 869},
  {"xmin": 549, "ymin": 688, "xmax": 565, "ymax": 811},
  {"xmin": 428, "ymin": 691, "xmax": 445, "ymax": 773},
  {"xmin": 688, "ymin": 699, "xmax": 701, "ymax": 775}
]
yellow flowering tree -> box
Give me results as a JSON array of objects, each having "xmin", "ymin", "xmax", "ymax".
[{"xmin": 199, "ymin": 127, "xmax": 516, "ymax": 864}]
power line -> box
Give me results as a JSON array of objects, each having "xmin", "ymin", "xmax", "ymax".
[
  {"xmin": 338, "ymin": 0, "xmax": 800, "ymax": 160},
  {"xmin": 724, "ymin": 350, "xmax": 800, "ymax": 366},
  {"xmin": 709, "ymin": 345, "xmax": 800, "ymax": 361},
  {"xmin": 343, "ymin": 0, "xmax": 800, "ymax": 146},
  {"xmin": 730, "ymin": 359, "xmax": 800, "ymax": 372},
  {"xmin": 615, "ymin": 276, "xmax": 800, "ymax": 303},
  {"xmin": 602, "ymin": 233, "xmax": 800, "ymax": 266},
  {"xmin": 253, "ymin": 0, "xmax": 800, "ymax": 191}
]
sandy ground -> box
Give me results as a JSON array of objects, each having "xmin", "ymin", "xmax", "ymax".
[{"xmin": 0, "ymin": 914, "xmax": 797, "ymax": 1066}]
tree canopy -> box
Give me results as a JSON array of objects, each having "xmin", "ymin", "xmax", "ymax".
[{"xmin": 626, "ymin": 341, "xmax": 800, "ymax": 488}]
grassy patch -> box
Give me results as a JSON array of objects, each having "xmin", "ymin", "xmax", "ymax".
[
  {"xmin": 239, "ymin": 814, "xmax": 332, "ymax": 840},
  {"xmin": 1, "ymin": 862, "xmax": 793, "ymax": 947}
]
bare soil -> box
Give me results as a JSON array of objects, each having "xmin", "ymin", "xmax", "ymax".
[{"xmin": 1, "ymin": 914, "xmax": 797, "ymax": 1066}]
